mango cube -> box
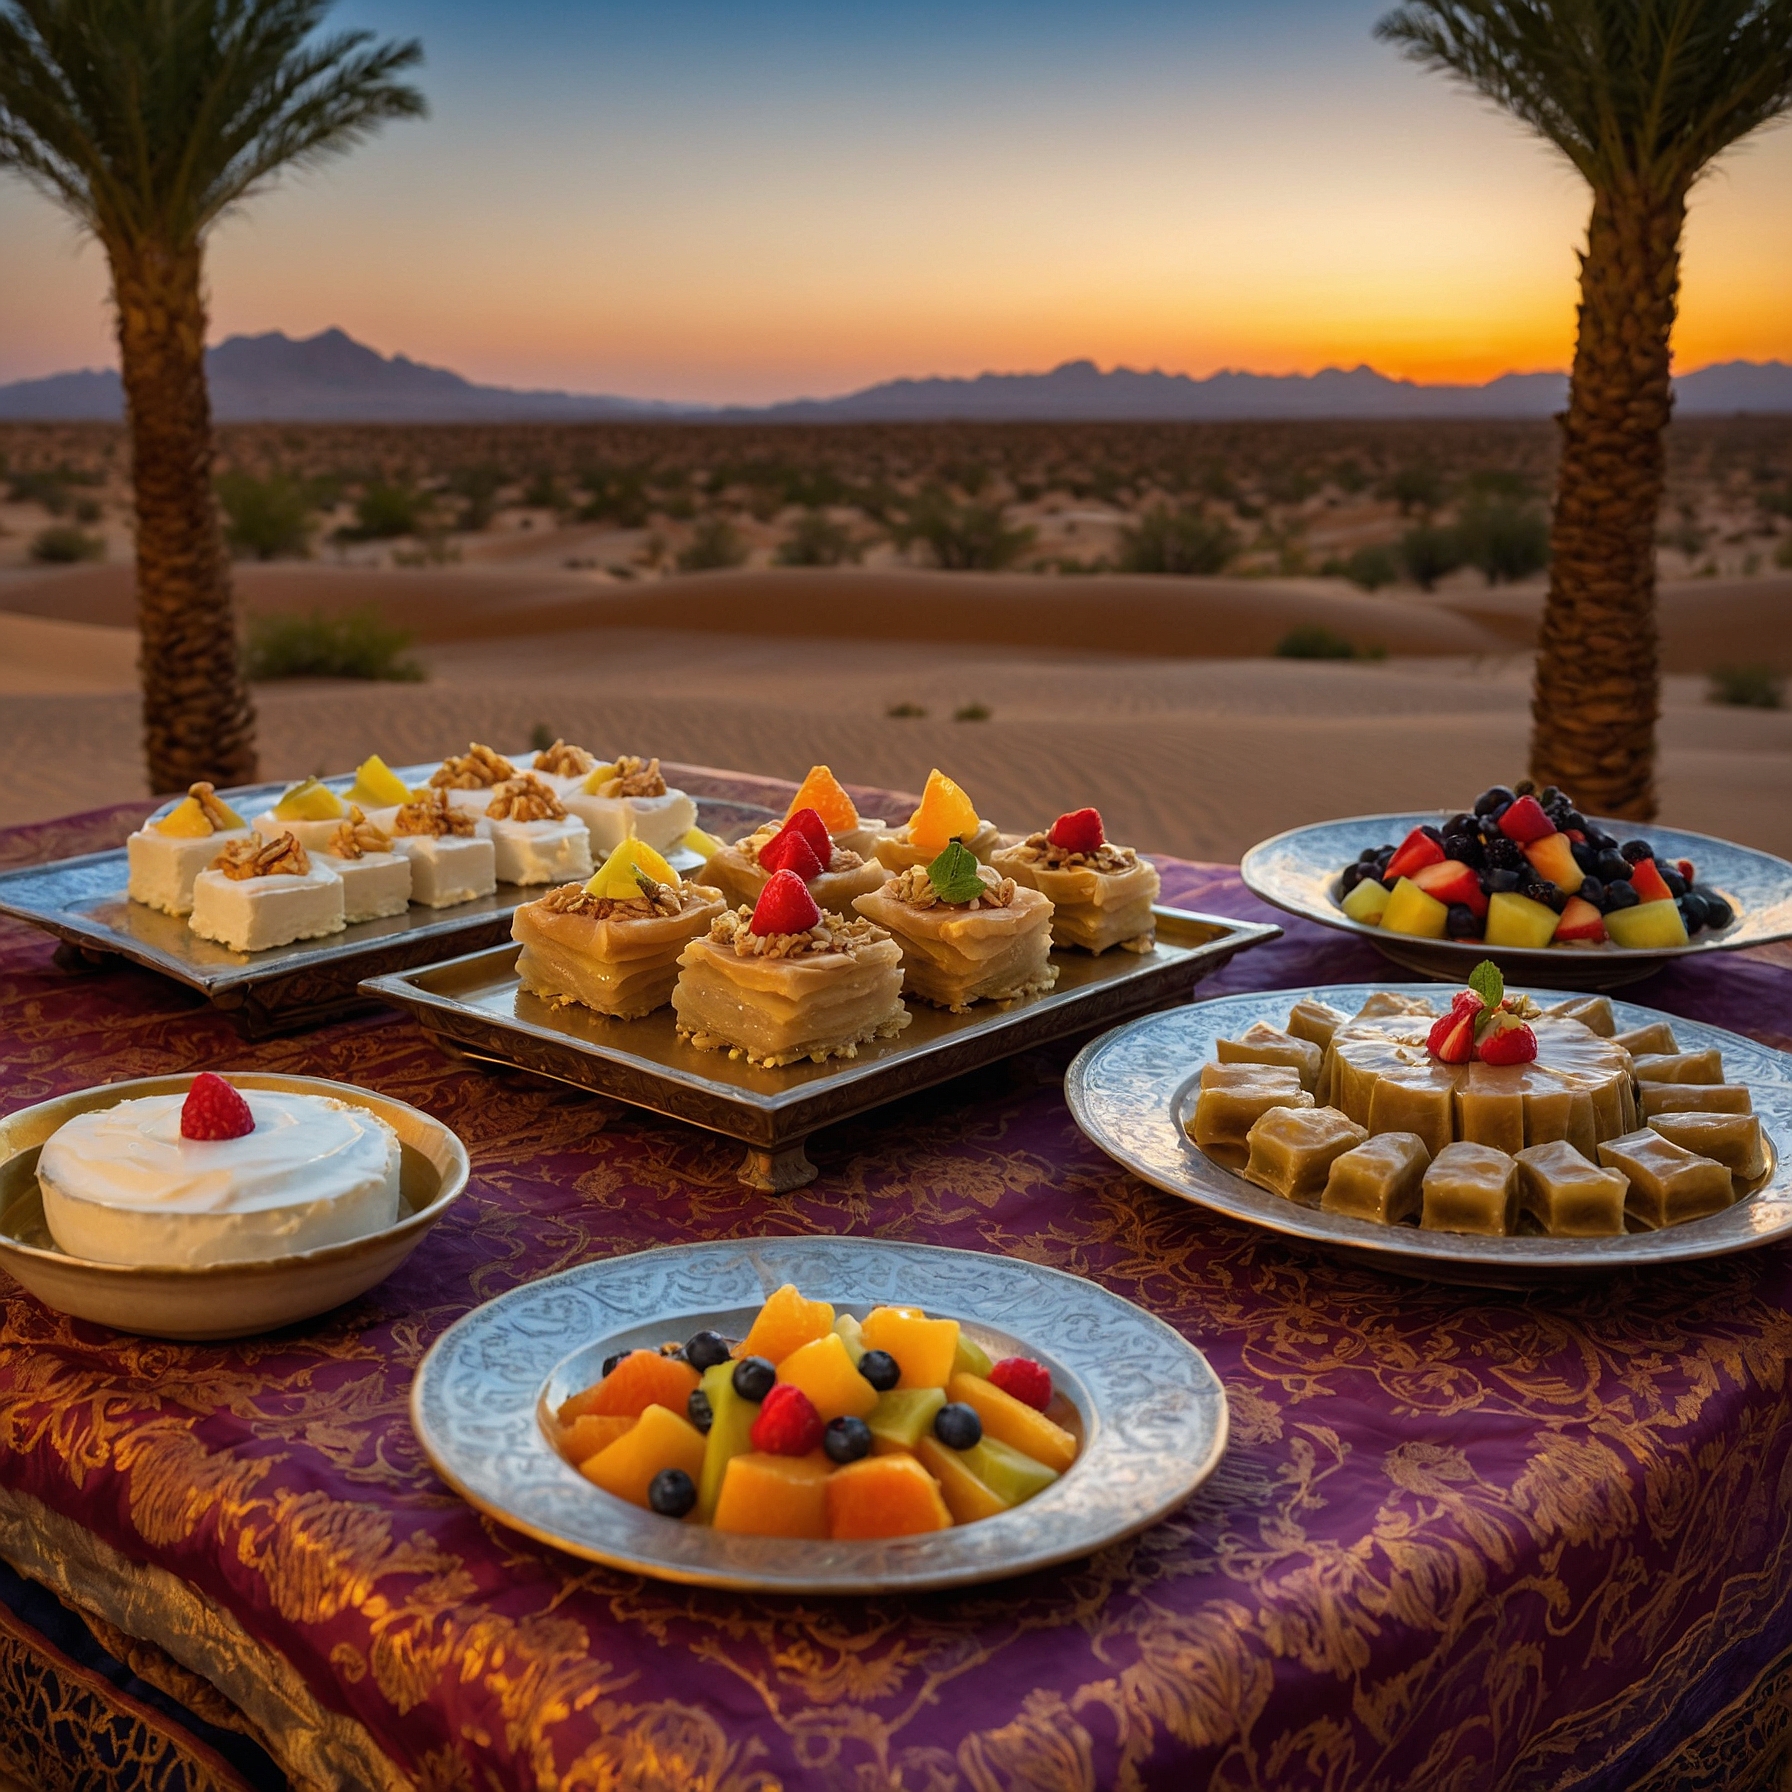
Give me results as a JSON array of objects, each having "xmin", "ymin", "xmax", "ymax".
[
  {"xmin": 1380, "ymin": 877, "xmax": 1450, "ymax": 940},
  {"xmin": 713, "ymin": 1451, "xmax": 832, "ymax": 1538},
  {"xmin": 1604, "ymin": 899, "xmax": 1689, "ymax": 950},
  {"xmin": 580, "ymin": 1403, "xmax": 707, "ymax": 1510},
  {"xmin": 1341, "ymin": 878, "xmax": 1392, "ymax": 925},
  {"xmin": 826, "ymin": 1453, "xmax": 953, "ymax": 1539},
  {"xmin": 558, "ymin": 1413, "xmax": 636, "ymax": 1465},
  {"xmin": 776, "ymin": 1332, "xmax": 878, "ymax": 1421},
  {"xmin": 860, "ymin": 1307, "xmax": 961, "ymax": 1390},
  {"xmin": 916, "ymin": 1435, "xmax": 1009, "ymax": 1524},
  {"xmin": 1484, "ymin": 891, "xmax": 1559, "ymax": 949},
  {"xmin": 737, "ymin": 1283, "xmax": 836, "ymax": 1365},
  {"xmin": 947, "ymin": 1372, "xmax": 1078, "ymax": 1474}
]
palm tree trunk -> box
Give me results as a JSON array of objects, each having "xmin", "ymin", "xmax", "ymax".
[
  {"xmin": 1529, "ymin": 182, "xmax": 1683, "ymax": 821},
  {"xmin": 111, "ymin": 241, "xmax": 257, "ymax": 794}
]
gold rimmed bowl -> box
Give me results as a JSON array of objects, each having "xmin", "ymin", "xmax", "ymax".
[{"xmin": 0, "ymin": 1072, "xmax": 469, "ymax": 1339}]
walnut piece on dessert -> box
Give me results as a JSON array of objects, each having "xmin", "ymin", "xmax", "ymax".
[
  {"xmin": 326, "ymin": 804, "xmax": 394, "ymax": 860},
  {"xmin": 596, "ymin": 754, "xmax": 669, "ymax": 799},
  {"xmin": 532, "ymin": 739, "xmax": 596, "ymax": 778},
  {"xmin": 536, "ymin": 875, "xmax": 688, "ymax": 920},
  {"xmin": 212, "ymin": 833, "xmax": 312, "ymax": 880},
  {"xmin": 1004, "ymin": 831, "xmax": 1142, "ymax": 876},
  {"xmin": 486, "ymin": 774, "xmax": 568, "ymax": 822},
  {"xmin": 187, "ymin": 781, "xmax": 241, "ymax": 831},
  {"xmin": 706, "ymin": 902, "xmax": 892, "ymax": 961},
  {"xmin": 738, "ymin": 822, "xmax": 865, "ymax": 877},
  {"xmin": 394, "ymin": 789, "xmax": 477, "ymax": 837},
  {"xmin": 430, "ymin": 743, "xmax": 517, "ymax": 790},
  {"xmin": 884, "ymin": 863, "xmax": 1016, "ymax": 910}
]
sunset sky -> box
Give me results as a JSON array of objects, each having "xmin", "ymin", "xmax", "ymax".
[{"xmin": 2, "ymin": 0, "xmax": 1789, "ymax": 403}]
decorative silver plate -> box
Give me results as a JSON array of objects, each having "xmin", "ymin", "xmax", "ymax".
[
  {"xmin": 411, "ymin": 1236, "xmax": 1229, "ymax": 1593},
  {"xmin": 1240, "ymin": 812, "xmax": 1792, "ymax": 990},
  {"xmin": 1067, "ymin": 983, "xmax": 1792, "ymax": 1280},
  {"xmin": 0, "ymin": 755, "xmax": 771, "ymax": 1035}
]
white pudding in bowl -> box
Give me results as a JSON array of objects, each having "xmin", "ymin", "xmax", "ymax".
[{"xmin": 37, "ymin": 1090, "xmax": 402, "ymax": 1267}]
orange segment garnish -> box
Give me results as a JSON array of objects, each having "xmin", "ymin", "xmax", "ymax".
[
  {"xmin": 908, "ymin": 769, "xmax": 978, "ymax": 852},
  {"xmin": 786, "ymin": 765, "xmax": 859, "ymax": 833}
]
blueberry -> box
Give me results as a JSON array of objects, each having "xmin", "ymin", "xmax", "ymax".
[
  {"xmin": 1340, "ymin": 862, "xmax": 1363, "ymax": 895},
  {"xmin": 1486, "ymin": 868, "xmax": 1521, "ymax": 894},
  {"xmin": 648, "ymin": 1468, "xmax": 697, "ymax": 1518},
  {"xmin": 1563, "ymin": 810, "xmax": 1586, "ymax": 834},
  {"xmin": 1357, "ymin": 846, "xmax": 1380, "ymax": 863},
  {"xmin": 856, "ymin": 1349, "xmax": 900, "ymax": 1392},
  {"xmin": 1584, "ymin": 825, "xmax": 1616, "ymax": 851},
  {"xmin": 601, "ymin": 1352, "xmax": 625, "ymax": 1378},
  {"xmin": 1446, "ymin": 812, "xmax": 1475, "ymax": 836},
  {"xmin": 1662, "ymin": 867, "xmax": 1687, "ymax": 898},
  {"xmin": 687, "ymin": 1388, "xmax": 713, "ymax": 1432},
  {"xmin": 1620, "ymin": 839, "xmax": 1652, "ymax": 864},
  {"xmin": 1570, "ymin": 840, "xmax": 1596, "ymax": 871},
  {"xmin": 1679, "ymin": 892, "xmax": 1708, "ymax": 934},
  {"xmin": 1578, "ymin": 877, "xmax": 1606, "ymax": 910},
  {"xmin": 1605, "ymin": 879, "xmax": 1639, "ymax": 910},
  {"xmin": 1445, "ymin": 904, "xmax": 1482, "ymax": 939},
  {"xmin": 684, "ymin": 1330, "xmax": 733, "ymax": 1372},
  {"xmin": 1701, "ymin": 890, "xmax": 1734, "ymax": 928},
  {"xmin": 731, "ymin": 1355, "xmax": 776, "ymax": 1402},
  {"xmin": 1595, "ymin": 850, "xmax": 1631, "ymax": 883},
  {"xmin": 1474, "ymin": 786, "xmax": 1515, "ymax": 817},
  {"xmin": 824, "ymin": 1416, "xmax": 873, "ymax": 1464},
  {"xmin": 1420, "ymin": 823, "xmax": 1446, "ymax": 846},
  {"xmin": 933, "ymin": 1403, "xmax": 983, "ymax": 1450}
]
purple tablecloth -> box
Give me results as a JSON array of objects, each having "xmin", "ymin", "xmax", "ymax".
[{"xmin": 2, "ymin": 777, "xmax": 1791, "ymax": 1792}]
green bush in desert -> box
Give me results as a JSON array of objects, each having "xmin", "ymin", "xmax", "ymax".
[
  {"xmin": 676, "ymin": 516, "xmax": 750, "ymax": 573},
  {"xmin": 245, "ymin": 607, "xmax": 424, "ymax": 682},
  {"xmin": 336, "ymin": 483, "xmax": 431, "ymax": 542},
  {"xmin": 578, "ymin": 466, "xmax": 653, "ymax": 528},
  {"xmin": 896, "ymin": 490, "xmax": 1035, "ymax": 571},
  {"xmin": 1337, "ymin": 543, "xmax": 1401, "ymax": 589},
  {"xmin": 1275, "ymin": 626, "xmax": 1383, "ymax": 661},
  {"xmin": 216, "ymin": 470, "xmax": 313, "ymax": 560},
  {"xmin": 29, "ymin": 524, "xmax": 105, "ymax": 563},
  {"xmin": 1399, "ymin": 521, "xmax": 1464, "ymax": 591},
  {"xmin": 775, "ymin": 512, "xmax": 863, "ymax": 566},
  {"xmin": 1384, "ymin": 466, "xmax": 1446, "ymax": 514},
  {"xmin": 1457, "ymin": 494, "xmax": 1550, "ymax": 584},
  {"xmin": 445, "ymin": 464, "xmax": 507, "ymax": 532},
  {"xmin": 1707, "ymin": 664, "xmax": 1784, "ymax": 710},
  {"xmin": 1117, "ymin": 505, "xmax": 1239, "ymax": 575}
]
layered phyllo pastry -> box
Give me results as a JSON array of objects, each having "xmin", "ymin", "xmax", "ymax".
[
  {"xmin": 992, "ymin": 807, "xmax": 1161, "ymax": 954},
  {"xmin": 853, "ymin": 842, "xmax": 1057, "ymax": 1010},
  {"xmin": 429, "ymin": 742, "xmax": 519, "ymax": 814},
  {"xmin": 700, "ymin": 807, "xmax": 885, "ymax": 914},
  {"xmin": 251, "ymin": 776, "xmax": 349, "ymax": 851},
  {"xmin": 873, "ymin": 770, "xmax": 1004, "ymax": 872},
  {"xmin": 127, "ymin": 782, "xmax": 251, "ymax": 915},
  {"xmin": 480, "ymin": 774, "xmax": 593, "ymax": 885},
  {"xmin": 672, "ymin": 870, "xmax": 909, "ymax": 1067},
  {"xmin": 188, "ymin": 832, "xmax": 345, "ymax": 952},
  {"xmin": 513, "ymin": 840, "xmax": 726, "ymax": 1019},
  {"xmin": 312, "ymin": 805, "xmax": 412, "ymax": 922},
  {"xmin": 563, "ymin": 754, "xmax": 698, "ymax": 856},
  {"xmin": 786, "ymin": 765, "xmax": 883, "ymax": 860},
  {"xmin": 389, "ymin": 789, "xmax": 497, "ymax": 908},
  {"xmin": 529, "ymin": 737, "xmax": 601, "ymax": 800}
]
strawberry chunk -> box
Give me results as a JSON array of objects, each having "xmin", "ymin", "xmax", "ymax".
[
  {"xmin": 1410, "ymin": 858, "xmax": 1488, "ymax": 918},
  {"xmin": 1676, "ymin": 858, "xmax": 1696, "ymax": 885},
  {"xmin": 1628, "ymin": 857, "xmax": 1673, "ymax": 905},
  {"xmin": 749, "ymin": 1382, "xmax": 824, "ymax": 1455},
  {"xmin": 1553, "ymin": 896, "xmax": 1606, "ymax": 943},
  {"xmin": 784, "ymin": 806, "xmax": 833, "ymax": 862},
  {"xmin": 1047, "ymin": 808, "xmax": 1104, "ymax": 855},
  {"xmin": 180, "ymin": 1072, "xmax": 256, "ymax": 1141},
  {"xmin": 1426, "ymin": 1008, "xmax": 1478, "ymax": 1063},
  {"xmin": 1497, "ymin": 795, "xmax": 1555, "ymax": 843},
  {"xmin": 988, "ymin": 1357, "xmax": 1053, "ymax": 1411},
  {"xmin": 757, "ymin": 822, "xmax": 825, "ymax": 879},
  {"xmin": 1476, "ymin": 1018, "xmax": 1538, "ymax": 1065},
  {"xmin": 749, "ymin": 868, "xmax": 822, "ymax": 936},
  {"xmin": 1384, "ymin": 827, "xmax": 1446, "ymax": 882}
]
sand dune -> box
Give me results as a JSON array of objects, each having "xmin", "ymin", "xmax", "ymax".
[{"xmin": 0, "ymin": 611, "xmax": 138, "ymax": 694}]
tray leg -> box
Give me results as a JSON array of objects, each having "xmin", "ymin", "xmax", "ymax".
[{"xmin": 738, "ymin": 1140, "xmax": 817, "ymax": 1193}]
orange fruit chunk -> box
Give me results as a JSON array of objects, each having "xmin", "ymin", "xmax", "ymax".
[
  {"xmin": 947, "ymin": 1372, "xmax": 1078, "ymax": 1474},
  {"xmin": 777, "ymin": 1332, "xmax": 879, "ymax": 1421},
  {"xmin": 713, "ymin": 1450, "xmax": 832, "ymax": 1538},
  {"xmin": 861, "ymin": 1306, "xmax": 961, "ymax": 1390},
  {"xmin": 826, "ymin": 1453, "xmax": 953, "ymax": 1539},
  {"xmin": 559, "ymin": 1349, "xmax": 700, "ymax": 1424},
  {"xmin": 737, "ymin": 1284, "xmax": 836, "ymax": 1365},
  {"xmin": 558, "ymin": 1413, "xmax": 636, "ymax": 1465},
  {"xmin": 580, "ymin": 1403, "xmax": 708, "ymax": 1509},
  {"xmin": 907, "ymin": 770, "xmax": 978, "ymax": 852},
  {"xmin": 786, "ymin": 765, "xmax": 859, "ymax": 833}
]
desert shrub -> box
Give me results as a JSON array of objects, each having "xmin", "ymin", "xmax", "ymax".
[
  {"xmin": 1457, "ymin": 495, "xmax": 1549, "ymax": 584},
  {"xmin": 29, "ymin": 524, "xmax": 105, "ymax": 563},
  {"xmin": 775, "ymin": 511, "xmax": 863, "ymax": 566},
  {"xmin": 1385, "ymin": 466, "xmax": 1446, "ymax": 514},
  {"xmin": 676, "ymin": 516, "xmax": 749, "ymax": 572},
  {"xmin": 1330, "ymin": 458, "xmax": 1367, "ymax": 494},
  {"xmin": 217, "ymin": 470, "xmax": 313, "ymax": 560},
  {"xmin": 1275, "ymin": 626, "xmax": 1382, "ymax": 661},
  {"xmin": 1708, "ymin": 664, "xmax": 1784, "ymax": 709},
  {"xmin": 1400, "ymin": 522, "xmax": 1464, "ymax": 591},
  {"xmin": 337, "ymin": 483, "xmax": 430, "ymax": 541},
  {"xmin": 896, "ymin": 490, "xmax": 1035, "ymax": 571},
  {"xmin": 8, "ymin": 465, "xmax": 102, "ymax": 515},
  {"xmin": 578, "ymin": 466, "xmax": 653, "ymax": 528},
  {"xmin": 246, "ymin": 607, "xmax": 424, "ymax": 681},
  {"xmin": 444, "ymin": 464, "xmax": 506, "ymax": 532},
  {"xmin": 886, "ymin": 701, "xmax": 927, "ymax": 718},
  {"xmin": 1117, "ymin": 505, "xmax": 1239, "ymax": 575},
  {"xmin": 1264, "ymin": 467, "xmax": 1318, "ymax": 505},
  {"xmin": 522, "ymin": 471, "xmax": 568, "ymax": 512},
  {"xmin": 954, "ymin": 701, "xmax": 992, "ymax": 721},
  {"xmin": 1335, "ymin": 543, "xmax": 1401, "ymax": 590}
]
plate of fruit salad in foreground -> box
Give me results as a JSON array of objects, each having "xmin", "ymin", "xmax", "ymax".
[
  {"xmin": 1066, "ymin": 976, "xmax": 1792, "ymax": 1280},
  {"xmin": 410, "ymin": 1237, "xmax": 1228, "ymax": 1592},
  {"xmin": 1240, "ymin": 782, "xmax": 1792, "ymax": 989}
]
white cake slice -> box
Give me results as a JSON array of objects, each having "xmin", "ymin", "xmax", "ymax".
[
  {"xmin": 527, "ymin": 738, "xmax": 604, "ymax": 802},
  {"xmin": 563, "ymin": 754, "xmax": 697, "ymax": 855},
  {"xmin": 479, "ymin": 774, "xmax": 593, "ymax": 885},
  {"xmin": 188, "ymin": 834, "xmax": 345, "ymax": 952},
  {"xmin": 252, "ymin": 775, "xmax": 351, "ymax": 851},
  {"xmin": 389, "ymin": 788, "xmax": 497, "ymax": 907},
  {"xmin": 126, "ymin": 782, "xmax": 253, "ymax": 915},
  {"xmin": 311, "ymin": 806, "xmax": 413, "ymax": 921},
  {"xmin": 428, "ymin": 742, "xmax": 522, "ymax": 814}
]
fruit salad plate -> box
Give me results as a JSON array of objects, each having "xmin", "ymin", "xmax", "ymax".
[
  {"xmin": 361, "ymin": 905, "xmax": 1278, "ymax": 1191},
  {"xmin": 411, "ymin": 1236, "xmax": 1228, "ymax": 1593},
  {"xmin": 0, "ymin": 758, "xmax": 770, "ymax": 1035},
  {"xmin": 1241, "ymin": 812, "xmax": 1792, "ymax": 990},
  {"xmin": 1067, "ymin": 983, "xmax": 1792, "ymax": 1281}
]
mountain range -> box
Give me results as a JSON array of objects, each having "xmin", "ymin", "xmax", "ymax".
[{"xmin": 3, "ymin": 327, "xmax": 1790, "ymax": 424}]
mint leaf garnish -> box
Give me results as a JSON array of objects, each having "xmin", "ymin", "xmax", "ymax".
[
  {"xmin": 927, "ymin": 840, "xmax": 986, "ymax": 905},
  {"xmin": 1468, "ymin": 958, "xmax": 1503, "ymax": 1011}
]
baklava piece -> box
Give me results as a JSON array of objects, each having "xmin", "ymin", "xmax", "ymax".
[{"xmin": 991, "ymin": 807, "xmax": 1160, "ymax": 955}]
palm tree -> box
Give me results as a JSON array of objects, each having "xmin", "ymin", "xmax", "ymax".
[
  {"xmin": 1377, "ymin": 1, "xmax": 1792, "ymax": 819},
  {"xmin": 0, "ymin": 1, "xmax": 424, "ymax": 792}
]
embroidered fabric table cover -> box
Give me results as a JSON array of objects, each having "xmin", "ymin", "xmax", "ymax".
[{"xmin": 3, "ymin": 775, "xmax": 1792, "ymax": 1792}]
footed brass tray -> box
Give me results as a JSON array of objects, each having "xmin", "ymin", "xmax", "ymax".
[
  {"xmin": 0, "ymin": 758, "xmax": 769, "ymax": 1035},
  {"xmin": 362, "ymin": 905, "xmax": 1278, "ymax": 1190}
]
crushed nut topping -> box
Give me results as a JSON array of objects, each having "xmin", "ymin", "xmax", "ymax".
[
  {"xmin": 534, "ymin": 876, "xmax": 689, "ymax": 920},
  {"xmin": 430, "ymin": 743, "xmax": 516, "ymax": 789},
  {"xmin": 211, "ymin": 833, "xmax": 311, "ymax": 880},
  {"xmin": 888, "ymin": 864, "xmax": 1015, "ymax": 910},
  {"xmin": 532, "ymin": 739, "xmax": 596, "ymax": 777},
  {"xmin": 737, "ymin": 822, "xmax": 864, "ymax": 874},
  {"xmin": 1008, "ymin": 832, "xmax": 1140, "ymax": 874},
  {"xmin": 326, "ymin": 804, "xmax": 392, "ymax": 860},
  {"xmin": 393, "ymin": 789, "xmax": 476, "ymax": 837},
  {"xmin": 594, "ymin": 754, "xmax": 669, "ymax": 799},
  {"xmin": 706, "ymin": 904, "xmax": 889, "ymax": 960},
  {"xmin": 486, "ymin": 774, "xmax": 567, "ymax": 822},
  {"xmin": 187, "ymin": 782, "xmax": 240, "ymax": 831}
]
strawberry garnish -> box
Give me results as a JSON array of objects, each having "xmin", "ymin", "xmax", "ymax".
[
  {"xmin": 784, "ymin": 807, "xmax": 833, "ymax": 862},
  {"xmin": 749, "ymin": 1382, "xmax": 824, "ymax": 1455},
  {"xmin": 1427, "ymin": 1008, "xmax": 1478, "ymax": 1063},
  {"xmin": 1047, "ymin": 808, "xmax": 1104, "ymax": 855},
  {"xmin": 749, "ymin": 868, "xmax": 822, "ymax": 936},
  {"xmin": 757, "ymin": 822, "xmax": 825, "ymax": 880},
  {"xmin": 180, "ymin": 1072, "xmax": 255, "ymax": 1141},
  {"xmin": 988, "ymin": 1357, "xmax": 1053, "ymax": 1411},
  {"xmin": 1476, "ymin": 1017, "xmax": 1538, "ymax": 1065}
]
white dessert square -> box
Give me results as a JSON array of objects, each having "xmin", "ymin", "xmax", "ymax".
[
  {"xmin": 395, "ymin": 833, "xmax": 497, "ymax": 907},
  {"xmin": 313, "ymin": 849, "xmax": 413, "ymax": 922},
  {"xmin": 487, "ymin": 816, "xmax": 593, "ymax": 886},
  {"xmin": 251, "ymin": 809, "xmax": 348, "ymax": 852},
  {"xmin": 127, "ymin": 826, "xmax": 253, "ymax": 916},
  {"xmin": 189, "ymin": 864, "xmax": 345, "ymax": 952},
  {"xmin": 564, "ymin": 788, "xmax": 697, "ymax": 856}
]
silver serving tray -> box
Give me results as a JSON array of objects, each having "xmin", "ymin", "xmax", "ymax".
[
  {"xmin": 1067, "ymin": 982, "xmax": 1792, "ymax": 1282},
  {"xmin": 1241, "ymin": 811, "xmax": 1792, "ymax": 990},
  {"xmin": 362, "ymin": 905, "xmax": 1280, "ymax": 1189},
  {"xmin": 0, "ymin": 758, "xmax": 771, "ymax": 1035},
  {"xmin": 411, "ymin": 1236, "xmax": 1229, "ymax": 1593}
]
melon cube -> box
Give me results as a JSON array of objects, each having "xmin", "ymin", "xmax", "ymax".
[
  {"xmin": 1484, "ymin": 891, "xmax": 1560, "ymax": 949},
  {"xmin": 916, "ymin": 1435, "xmax": 1009, "ymax": 1524},
  {"xmin": 867, "ymin": 1388, "xmax": 947, "ymax": 1454},
  {"xmin": 1604, "ymin": 899, "xmax": 1689, "ymax": 950},
  {"xmin": 696, "ymin": 1361, "xmax": 758, "ymax": 1523},
  {"xmin": 713, "ymin": 1451, "xmax": 832, "ymax": 1538},
  {"xmin": 776, "ymin": 1332, "xmax": 879, "ymax": 1421},
  {"xmin": 952, "ymin": 1331, "xmax": 995, "ymax": 1380},
  {"xmin": 737, "ymin": 1284, "xmax": 836, "ymax": 1364},
  {"xmin": 963, "ymin": 1435, "xmax": 1060, "ymax": 1506},
  {"xmin": 860, "ymin": 1307, "xmax": 961, "ymax": 1389},
  {"xmin": 832, "ymin": 1313, "xmax": 867, "ymax": 1363},
  {"xmin": 946, "ymin": 1372, "xmax": 1078, "ymax": 1474},
  {"xmin": 1380, "ymin": 877, "xmax": 1450, "ymax": 940},
  {"xmin": 580, "ymin": 1403, "xmax": 708, "ymax": 1510},
  {"xmin": 1341, "ymin": 878, "xmax": 1391, "ymax": 925},
  {"xmin": 826, "ymin": 1453, "xmax": 953, "ymax": 1539}
]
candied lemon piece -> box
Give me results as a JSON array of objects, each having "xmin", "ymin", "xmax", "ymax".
[
  {"xmin": 345, "ymin": 753, "xmax": 411, "ymax": 808},
  {"xmin": 585, "ymin": 836, "xmax": 679, "ymax": 899},
  {"xmin": 907, "ymin": 769, "xmax": 980, "ymax": 852},
  {"xmin": 152, "ymin": 795, "xmax": 214, "ymax": 838},
  {"xmin": 273, "ymin": 776, "xmax": 347, "ymax": 821}
]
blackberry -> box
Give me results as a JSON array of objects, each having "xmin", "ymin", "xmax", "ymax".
[
  {"xmin": 1487, "ymin": 837, "xmax": 1525, "ymax": 871},
  {"xmin": 684, "ymin": 1330, "xmax": 733, "ymax": 1372}
]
